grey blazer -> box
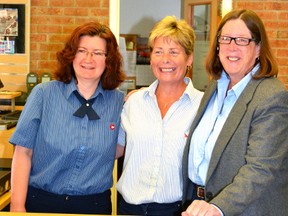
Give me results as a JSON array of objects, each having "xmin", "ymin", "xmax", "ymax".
[{"xmin": 182, "ymin": 77, "xmax": 288, "ymax": 215}]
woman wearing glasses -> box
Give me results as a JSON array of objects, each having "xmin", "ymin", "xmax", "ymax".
[
  {"xmin": 9, "ymin": 22, "xmax": 125, "ymax": 214},
  {"xmin": 182, "ymin": 9, "xmax": 288, "ymax": 216}
]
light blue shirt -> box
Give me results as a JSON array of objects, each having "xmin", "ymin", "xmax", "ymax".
[
  {"xmin": 117, "ymin": 77, "xmax": 204, "ymax": 204},
  {"xmin": 188, "ymin": 64, "xmax": 260, "ymax": 186},
  {"xmin": 10, "ymin": 79, "xmax": 124, "ymax": 195}
]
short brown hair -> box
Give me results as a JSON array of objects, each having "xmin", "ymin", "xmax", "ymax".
[{"xmin": 54, "ymin": 22, "xmax": 126, "ymax": 90}]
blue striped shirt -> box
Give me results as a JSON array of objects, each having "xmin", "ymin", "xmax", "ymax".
[
  {"xmin": 10, "ymin": 79, "xmax": 124, "ymax": 195},
  {"xmin": 117, "ymin": 78, "xmax": 204, "ymax": 204}
]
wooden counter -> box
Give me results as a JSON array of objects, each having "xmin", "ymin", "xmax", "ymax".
[
  {"xmin": 0, "ymin": 127, "xmax": 14, "ymax": 211},
  {"xmin": 0, "ymin": 92, "xmax": 22, "ymax": 112},
  {"xmin": 0, "ymin": 127, "xmax": 15, "ymax": 158},
  {"xmin": 0, "ymin": 191, "xmax": 10, "ymax": 211}
]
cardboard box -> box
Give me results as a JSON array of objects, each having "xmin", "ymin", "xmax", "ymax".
[{"xmin": 120, "ymin": 34, "xmax": 138, "ymax": 51}]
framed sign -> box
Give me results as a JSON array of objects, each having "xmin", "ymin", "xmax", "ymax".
[{"xmin": 0, "ymin": 8, "xmax": 18, "ymax": 36}]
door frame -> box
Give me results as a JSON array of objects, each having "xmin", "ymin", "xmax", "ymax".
[{"xmin": 184, "ymin": 0, "xmax": 218, "ymax": 46}]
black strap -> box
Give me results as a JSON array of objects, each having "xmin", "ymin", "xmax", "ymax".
[{"xmin": 73, "ymin": 90, "xmax": 100, "ymax": 120}]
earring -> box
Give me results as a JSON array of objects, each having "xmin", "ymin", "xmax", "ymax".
[
  {"xmin": 185, "ymin": 65, "xmax": 191, "ymax": 76},
  {"xmin": 216, "ymin": 47, "xmax": 219, "ymax": 51}
]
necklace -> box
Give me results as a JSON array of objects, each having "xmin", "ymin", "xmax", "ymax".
[{"xmin": 164, "ymin": 101, "xmax": 172, "ymax": 108}]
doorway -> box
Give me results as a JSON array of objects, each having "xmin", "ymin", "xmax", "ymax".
[{"xmin": 184, "ymin": 0, "xmax": 218, "ymax": 91}]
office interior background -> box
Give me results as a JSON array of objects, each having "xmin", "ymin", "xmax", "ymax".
[
  {"xmin": 0, "ymin": 0, "xmax": 287, "ymax": 214},
  {"xmin": 0, "ymin": 0, "xmax": 286, "ymax": 94}
]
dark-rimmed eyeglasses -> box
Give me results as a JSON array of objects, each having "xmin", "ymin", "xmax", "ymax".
[{"xmin": 218, "ymin": 35, "xmax": 256, "ymax": 46}]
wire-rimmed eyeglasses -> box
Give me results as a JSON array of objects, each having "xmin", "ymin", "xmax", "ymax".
[
  {"xmin": 218, "ymin": 35, "xmax": 256, "ymax": 46},
  {"xmin": 76, "ymin": 48, "xmax": 107, "ymax": 59}
]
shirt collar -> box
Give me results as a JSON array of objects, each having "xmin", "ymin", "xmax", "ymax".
[
  {"xmin": 143, "ymin": 77, "xmax": 197, "ymax": 101},
  {"xmin": 65, "ymin": 77, "xmax": 105, "ymax": 100},
  {"xmin": 218, "ymin": 63, "xmax": 260, "ymax": 98}
]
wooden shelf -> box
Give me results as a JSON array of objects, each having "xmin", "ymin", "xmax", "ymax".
[
  {"xmin": 0, "ymin": 0, "xmax": 30, "ymax": 93},
  {"xmin": 0, "ymin": 191, "xmax": 10, "ymax": 211}
]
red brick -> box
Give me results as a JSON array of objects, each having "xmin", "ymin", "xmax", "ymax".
[
  {"xmin": 236, "ymin": 2, "xmax": 264, "ymax": 11},
  {"xmin": 30, "ymin": 16, "xmax": 52, "ymax": 25},
  {"xmin": 276, "ymin": 75, "xmax": 288, "ymax": 90},
  {"xmin": 37, "ymin": 25, "xmax": 63, "ymax": 34},
  {"xmin": 74, "ymin": 18, "xmax": 99, "ymax": 26},
  {"xmin": 279, "ymin": 66, "xmax": 288, "ymax": 75},
  {"xmin": 38, "ymin": 60, "xmax": 58, "ymax": 72},
  {"xmin": 64, "ymin": 8, "xmax": 89, "ymax": 16},
  {"xmin": 48, "ymin": 35, "xmax": 70, "ymax": 43},
  {"xmin": 30, "ymin": 34, "xmax": 47, "ymax": 43},
  {"xmin": 277, "ymin": 31, "xmax": 288, "ymax": 39},
  {"xmin": 266, "ymin": 30, "xmax": 278, "ymax": 39},
  {"xmin": 31, "ymin": 0, "xmax": 49, "ymax": 7},
  {"xmin": 39, "ymin": 43, "xmax": 64, "ymax": 52},
  {"xmin": 50, "ymin": 0, "xmax": 74, "ymax": 7},
  {"xmin": 75, "ymin": 0, "xmax": 101, "ymax": 7},
  {"xmin": 270, "ymin": 39, "xmax": 288, "ymax": 48},
  {"xmin": 102, "ymin": 0, "xmax": 109, "ymax": 8},
  {"xmin": 30, "ymin": 43, "xmax": 37, "ymax": 50},
  {"xmin": 276, "ymin": 57, "xmax": 288, "ymax": 66},
  {"xmin": 28, "ymin": 0, "xmax": 288, "ymax": 88},
  {"xmin": 277, "ymin": 49, "xmax": 288, "ymax": 57},
  {"xmin": 30, "ymin": 52, "xmax": 49, "ymax": 60},
  {"xmin": 37, "ymin": 8, "xmax": 63, "ymax": 16},
  {"xmin": 264, "ymin": 21, "xmax": 288, "ymax": 30},
  {"xmin": 91, "ymin": 8, "xmax": 109, "ymax": 17},
  {"xmin": 49, "ymin": 52, "xmax": 58, "ymax": 61},
  {"xmin": 256, "ymin": 11, "xmax": 279, "ymax": 21},
  {"xmin": 264, "ymin": 2, "xmax": 287, "ymax": 10},
  {"xmin": 63, "ymin": 25, "xmax": 79, "ymax": 34}
]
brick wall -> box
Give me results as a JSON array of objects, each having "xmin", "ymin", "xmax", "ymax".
[
  {"xmin": 30, "ymin": 0, "xmax": 109, "ymax": 75},
  {"xmin": 30, "ymin": 0, "xmax": 288, "ymax": 88},
  {"xmin": 234, "ymin": 0, "xmax": 288, "ymax": 88}
]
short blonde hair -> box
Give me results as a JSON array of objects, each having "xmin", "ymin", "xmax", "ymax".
[{"xmin": 148, "ymin": 16, "xmax": 196, "ymax": 56}]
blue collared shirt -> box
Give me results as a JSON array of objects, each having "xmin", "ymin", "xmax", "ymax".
[
  {"xmin": 188, "ymin": 64, "xmax": 260, "ymax": 186},
  {"xmin": 10, "ymin": 79, "xmax": 124, "ymax": 195}
]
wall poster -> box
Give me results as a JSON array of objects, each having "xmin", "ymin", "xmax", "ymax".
[{"xmin": 0, "ymin": 8, "xmax": 18, "ymax": 36}]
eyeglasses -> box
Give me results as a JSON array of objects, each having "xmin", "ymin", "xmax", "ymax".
[
  {"xmin": 76, "ymin": 48, "xmax": 107, "ymax": 59},
  {"xmin": 218, "ymin": 36, "xmax": 256, "ymax": 46}
]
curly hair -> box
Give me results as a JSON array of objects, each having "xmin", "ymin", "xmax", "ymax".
[{"xmin": 54, "ymin": 21, "xmax": 126, "ymax": 90}]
